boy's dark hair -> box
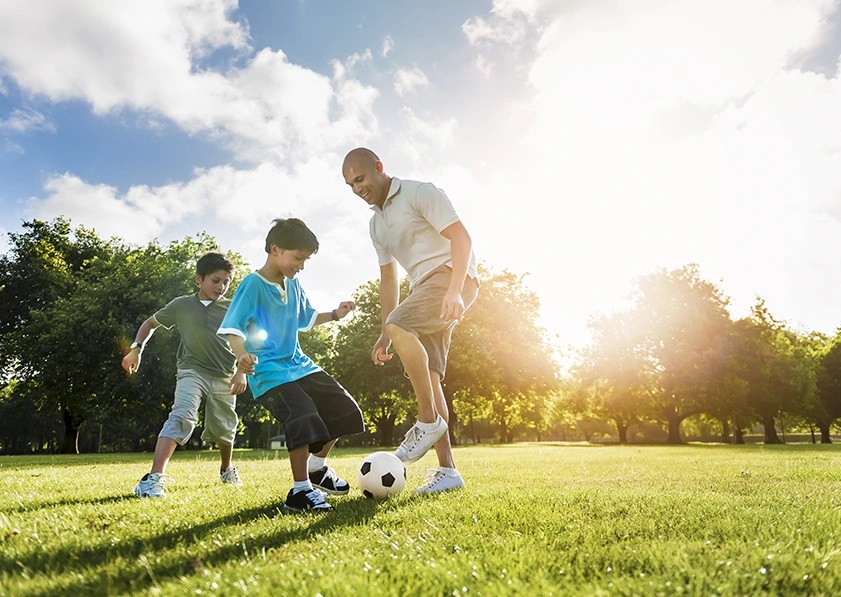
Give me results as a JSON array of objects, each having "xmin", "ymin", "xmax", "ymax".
[
  {"xmin": 195, "ymin": 252, "xmax": 235, "ymax": 278},
  {"xmin": 265, "ymin": 218, "xmax": 319, "ymax": 254}
]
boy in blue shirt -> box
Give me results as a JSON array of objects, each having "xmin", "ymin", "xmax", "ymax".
[{"xmin": 218, "ymin": 218, "xmax": 365, "ymax": 512}]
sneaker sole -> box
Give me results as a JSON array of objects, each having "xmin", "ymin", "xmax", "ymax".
[
  {"xmin": 311, "ymin": 484, "xmax": 349, "ymax": 495},
  {"xmin": 281, "ymin": 503, "xmax": 332, "ymax": 513}
]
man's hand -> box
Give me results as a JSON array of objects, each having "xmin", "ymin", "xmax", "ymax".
[
  {"xmin": 440, "ymin": 289, "xmax": 465, "ymax": 323},
  {"xmin": 371, "ymin": 334, "xmax": 393, "ymax": 366}
]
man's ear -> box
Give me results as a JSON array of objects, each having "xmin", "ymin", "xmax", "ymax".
[{"xmin": 376, "ymin": 161, "xmax": 384, "ymax": 174}]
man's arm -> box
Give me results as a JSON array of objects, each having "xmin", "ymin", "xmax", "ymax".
[
  {"xmin": 372, "ymin": 261, "xmax": 399, "ymax": 365},
  {"xmin": 440, "ymin": 220, "xmax": 473, "ymax": 322}
]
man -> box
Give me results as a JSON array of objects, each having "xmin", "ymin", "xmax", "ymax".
[{"xmin": 342, "ymin": 147, "xmax": 479, "ymax": 493}]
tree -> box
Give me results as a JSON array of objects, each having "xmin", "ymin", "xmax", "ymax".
[
  {"xmin": 0, "ymin": 218, "xmax": 243, "ymax": 453},
  {"xmin": 811, "ymin": 331, "xmax": 841, "ymax": 442},
  {"xmin": 447, "ymin": 266, "xmax": 560, "ymax": 443},
  {"xmin": 733, "ymin": 300, "xmax": 816, "ymax": 444}
]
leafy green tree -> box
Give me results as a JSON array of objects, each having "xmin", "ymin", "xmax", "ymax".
[
  {"xmin": 0, "ymin": 218, "xmax": 244, "ymax": 453},
  {"xmin": 447, "ymin": 266, "xmax": 560, "ymax": 443},
  {"xmin": 733, "ymin": 300, "xmax": 817, "ymax": 444},
  {"xmin": 816, "ymin": 331, "xmax": 841, "ymax": 442},
  {"xmin": 577, "ymin": 265, "xmax": 734, "ymax": 444},
  {"xmin": 577, "ymin": 311, "xmax": 653, "ymax": 443}
]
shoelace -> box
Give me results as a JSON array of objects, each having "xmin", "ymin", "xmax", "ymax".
[
  {"xmin": 307, "ymin": 489, "xmax": 327, "ymax": 505},
  {"xmin": 402, "ymin": 425, "xmax": 423, "ymax": 447},
  {"xmin": 420, "ymin": 469, "xmax": 444, "ymax": 488},
  {"xmin": 150, "ymin": 474, "xmax": 174, "ymax": 487}
]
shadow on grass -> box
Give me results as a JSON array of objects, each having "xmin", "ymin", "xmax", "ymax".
[
  {"xmin": 3, "ymin": 493, "xmax": 130, "ymax": 515},
  {"xmin": 5, "ymin": 496, "xmax": 380, "ymax": 597}
]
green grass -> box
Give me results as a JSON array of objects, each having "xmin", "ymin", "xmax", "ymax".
[{"xmin": 2, "ymin": 444, "xmax": 841, "ymax": 596}]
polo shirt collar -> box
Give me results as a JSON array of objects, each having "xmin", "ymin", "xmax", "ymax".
[{"xmin": 370, "ymin": 177, "xmax": 402, "ymax": 213}]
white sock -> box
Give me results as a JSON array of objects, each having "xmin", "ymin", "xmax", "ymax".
[
  {"xmin": 416, "ymin": 417, "xmax": 442, "ymax": 432},
  {"xmin": 308, "ymin": 455, "xmax": 327, "ymax": 472},
  {"xmin": 438, "ymin": 467, "xmax": 458, "ymax": 476},
  {"xmin": 292, "ymin": 480, "xmax": 313, "ymax": 494}
]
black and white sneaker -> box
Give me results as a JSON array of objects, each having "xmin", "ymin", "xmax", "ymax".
[
  {"xmin": 309, "ymin": 466, "xmax": 350, "ymax": 495},
  {"xmin": 283, "ymin": 488, "xmax": 333, "ymax": 512}
]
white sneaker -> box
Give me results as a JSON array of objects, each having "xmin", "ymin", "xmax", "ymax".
[
  {"xmin": 415, "ymin": 468, "xmax": 465, "ymax": 494},
  {"xmin": 133, "ymin": 472, "xmax": 172, "ymax": 498},
  {"xmin": 220, "ymin": 466, "xmax": 242, "ymax": 485},
  {"xmin": 394, "ymin": 415, "xmax": 448, "ymax": 464}
]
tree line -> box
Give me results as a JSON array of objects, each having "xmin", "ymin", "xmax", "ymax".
[{"xmin": 0, "ymin": 219, "xmax": 839, "ymax": 454}]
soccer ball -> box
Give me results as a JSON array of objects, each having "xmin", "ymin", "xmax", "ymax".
[{"xmin": 357, "ymin": 451, "xmax": 407, "ymax": 499}]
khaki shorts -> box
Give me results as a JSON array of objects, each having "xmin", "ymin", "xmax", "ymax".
[
  {"xmin": 159, "ymin": 369, "xmax": 238, "ymax": 447},
  {"xmin": 386, "ymin": 265, "xmax": 479, "ymax": 377}
]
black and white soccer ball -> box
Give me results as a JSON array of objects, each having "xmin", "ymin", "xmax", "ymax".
[{"xmin": 357, "ymin": 451, "xmax": 407, "ymax": 499}]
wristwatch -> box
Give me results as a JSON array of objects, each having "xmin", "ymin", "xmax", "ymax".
[{"xmin": 130, "ymin": 342, "xmax": 143, "ymax": 351}]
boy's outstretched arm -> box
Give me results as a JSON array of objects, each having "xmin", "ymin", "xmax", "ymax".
[
  {"xmin": 314, "ymin": 301, "xmax": 356, "ymax": 326},
  {"xmin": 122, "ymin": 316, "xmax": 161, "ymax": 374}
]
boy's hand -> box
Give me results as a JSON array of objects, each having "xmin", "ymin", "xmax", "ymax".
[
  {"xmin": 229, "ymin": 370, "xmax": 248, "ymax": 395},
  {"xmin": 335, "ymin": 301, "xmax": 356, "ymax": 319},
  {"xmin": 237, "ymin": 353, "xmax": 258, "ymax": 375},
  {"xmin": 122, "ymin": 352, "xmax": 141, "ymax": 375}
]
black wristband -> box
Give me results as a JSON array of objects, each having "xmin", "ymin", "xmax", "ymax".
[{"xmin": 331, "ymin": 309, "xmax": 339, "ymax": 321}]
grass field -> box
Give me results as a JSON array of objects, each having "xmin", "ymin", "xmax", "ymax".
[{"xmin": 2, "ymin": 443, "xmax": 840, "ymax": 596}]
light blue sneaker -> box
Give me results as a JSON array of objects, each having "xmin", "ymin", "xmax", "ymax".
[{"xmin": 133, "ymin": 472, "xmax": 172, "ymax": 498}]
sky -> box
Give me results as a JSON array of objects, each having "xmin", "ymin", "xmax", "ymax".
[{"xmin": 1, "ymin": 0, "xmax": 841, "ymax": 355}]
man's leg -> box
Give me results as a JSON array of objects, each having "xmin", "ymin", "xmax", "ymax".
[
  {"xmin": 430, "ymin": 370, "xmax": 455, "ymax": 469},
  {"xmin": 386, "ymin": 323, "xmax": 437, "ymax": 423}
]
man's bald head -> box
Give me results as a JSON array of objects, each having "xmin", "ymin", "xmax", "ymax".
[
  {"xmin": 343, "ymin": 147, "xmax": 380, "ymax": 170},
  {"xmin": 342, "ymin": 147, "xmax": 390, "ymax": 208}
]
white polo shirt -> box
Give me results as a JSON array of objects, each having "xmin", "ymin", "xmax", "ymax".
[{"xmin": 369, "ymin": 177, "xmax": 478, "ymax": 290}]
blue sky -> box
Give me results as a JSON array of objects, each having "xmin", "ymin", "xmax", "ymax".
[{"xmin": 2, "ymin": 0, "xmax": 841, "ymax": 351}]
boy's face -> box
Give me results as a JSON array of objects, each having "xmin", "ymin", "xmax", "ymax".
[
  {"xmin": 196, "ymin": 269, "xmax": 233, "ymax": 301},
  {"xmin": 271, "ymin": 246, "xmax": 312, "ymax": 279}
]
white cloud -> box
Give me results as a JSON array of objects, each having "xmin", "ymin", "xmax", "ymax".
[
  {"xmin": 0, "ymin": 108, "xmax": 54, "ymax": 134},
  {"xmin": 0, "ymin": 1, "xmax": 379, "ymax": 163},
  {"xmin": 474, "ymin": 55, "xmax": 494, "ymax": 77},
  {"xmin": 464, "ymin": 0, "xmax": 841, "ymax": 344},
  {"xmin": 393, "ymin": 67, "xmax": 430, "ymax": 96},
  {"xmin": 382, "ymin": 36, "xmax": 394, "ymax": 57}
]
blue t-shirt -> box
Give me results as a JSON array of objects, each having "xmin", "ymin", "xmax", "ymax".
[{"xmin": 217, "ymin": 272, "xmax": 321, "ymax": 397}]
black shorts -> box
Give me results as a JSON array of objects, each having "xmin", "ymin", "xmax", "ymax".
[{"xmin": 258, "ymin": 370, "xmax": 365, "ymax": 453}]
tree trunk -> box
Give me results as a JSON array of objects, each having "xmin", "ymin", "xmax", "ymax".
[
  {"xmin": 614, "ymin": 419, "xmax": 628, "ymax": 444},
  {"xmin": 60, "ymin": 408, "xmax": 82, "ymax": 454},
  {"xmin": 377, "ymin": 415, "xmax": 396, "ymax": 446},
  {"xmin": 443, "ymin": 386, "xmax": 458, "ymax": 445},
  {"xmin": 719, "ymin": 417, "xmax": 731, "ymax": 443},
  {"xmin": 819, "ymin": 422, "xmax": 832, "ymax": 444},
  {"xmin": 762, "ymin": 415, "xmax": 783, "ymax": 444}
]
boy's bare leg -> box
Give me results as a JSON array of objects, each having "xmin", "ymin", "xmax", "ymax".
[
  {"xmin": 150, "ymin": 437, "xmax": 178, "ymax": 474},
  {"xmin": 219, "ymin": 443, "xmax": 233, "ymax": 471},
  {"xmin": 289, "ymin": 445, "xmax": 310, "ymax": 482},
  {"xmin": 385, "ymin": 323, "xmax": 437, "ymax": 423},
  {"xmin": 430, "ymin": 370, "xmax": 456, "ymax": 469},
  {"xmin": 312, "ymin": 439, "xmax": 338, "ymax": 458}
]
